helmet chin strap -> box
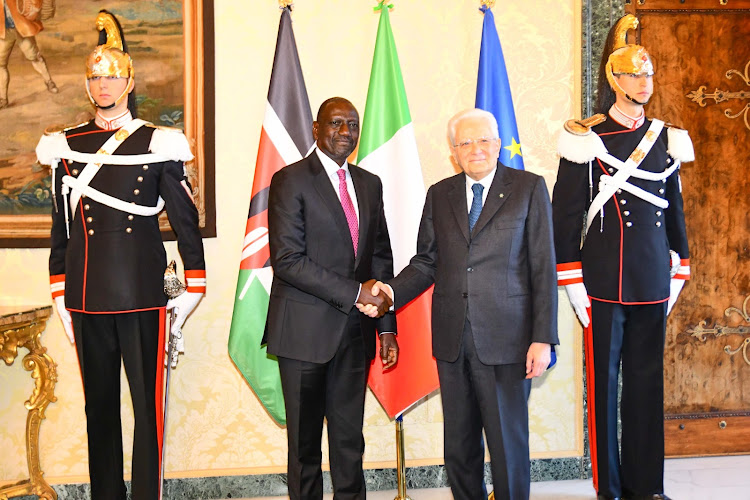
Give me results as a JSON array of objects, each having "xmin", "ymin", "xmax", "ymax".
[{"xmin": 625, "ymin": 93, "xmax": 649, "ymax": 106}]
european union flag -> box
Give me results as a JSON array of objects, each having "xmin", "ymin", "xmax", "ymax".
[{"xmin": 476, "ymin": 5, "xmax": 525, "ymax": 171}]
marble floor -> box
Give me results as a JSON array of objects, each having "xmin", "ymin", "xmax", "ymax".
[{"xmin": 235, "ymin": 455, "xmax": 750, "ymax": 500}]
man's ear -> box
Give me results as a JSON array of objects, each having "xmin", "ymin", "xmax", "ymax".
[{"xmin": 312, "ymin": 121, "xmax": 319, "ymax": 141}]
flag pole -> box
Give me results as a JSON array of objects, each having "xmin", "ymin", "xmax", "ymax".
[{"xmin": 394, "ymin": 414, "xmax": 412, "ymax": 500}]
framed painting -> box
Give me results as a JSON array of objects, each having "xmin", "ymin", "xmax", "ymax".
[{"xmin": 0, "ymin": 0, "xmax": 215, "ymax": 247}]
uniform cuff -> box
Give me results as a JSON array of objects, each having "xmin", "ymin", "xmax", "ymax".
[
  {"xmin": 557, "ymin": 262, "xmax": 583, "ymax": 286},
  {"xmin": 50, "ymin": 274, "xmax": 65, "ymax": 299},
  {"xmin": 185, "ymin": 270, "xmax": 206, "ymax": 293},
  {"xmin": 673, "ymin": 259, "xmax": 690, "ymax": 280}
]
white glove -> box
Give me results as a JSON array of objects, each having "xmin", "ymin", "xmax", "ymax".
[
  {"xmin": 564, "ymin": 282, "xmax": 591, "ymax": 328},
  {"xmin": 165, "ymin": 291, "xmax": 202, "ymax": 366},
  {"xmin": 667, "ymin": 278, "xmax": 685, "ymax": 316},
  {"xmin": 54, "ymin": 295, "xmax": 75, "ymax": 344},
  {"xmin": 166, "ymin": 291, "xmax": 203, "ymax": 334}
]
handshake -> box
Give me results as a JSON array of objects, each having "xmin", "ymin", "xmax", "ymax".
[{"xmin": 356, "ymin": 279, "xmax": 393, "ymax": 318}]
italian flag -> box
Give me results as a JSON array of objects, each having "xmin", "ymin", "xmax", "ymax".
[
  {"xmin": 227, "ymin": 6, "xmax": 313, "ymax": 426},
  {"xmin": 358, "ymin": 4, "xmax": 440, "ymax": 418}
]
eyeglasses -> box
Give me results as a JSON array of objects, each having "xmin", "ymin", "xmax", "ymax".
[{"xmin": 453, "ymin": 137, "xmax": 498, "ymax": 150}]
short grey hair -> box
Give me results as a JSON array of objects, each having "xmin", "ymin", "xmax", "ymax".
[{"xmin": 447, "ymin": 108, "xmax": 499, "ymax": 145}]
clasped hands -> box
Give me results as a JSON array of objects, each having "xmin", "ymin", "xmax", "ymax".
[{"xmin": 356, "ymin": 279, "xmax": 391, "ymax": 319}]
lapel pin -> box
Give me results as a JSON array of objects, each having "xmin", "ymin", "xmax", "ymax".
[{"xmin": 499, "ymin": 193, "xmax": 504, "ymax": 198}]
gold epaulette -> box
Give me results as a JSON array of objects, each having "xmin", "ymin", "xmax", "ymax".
[
  {"xmin": 563, "ymin": 114, "xmax": 607, "ymax": 136},
  {"xmin": 44, "ymin": 119, "xmax": 90, "ymax": 136}
]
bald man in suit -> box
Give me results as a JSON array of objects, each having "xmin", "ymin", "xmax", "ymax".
[{"xmin": 266, "ymin": 97, "xmax": 398, "ymax": 500}]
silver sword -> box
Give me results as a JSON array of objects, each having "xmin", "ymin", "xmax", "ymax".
[{"xmin": 160, "ymin": 260, "xmax": 186, "ymax": 500}]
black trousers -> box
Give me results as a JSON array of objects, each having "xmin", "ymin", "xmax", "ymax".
[
  {"xmin": 437, "ymin": 320, "xmax": 532, "ymax": 500},
  {"xmin": 278, "ymin": 311, "xmax": 370, "ymax": 500},
  {"xmin": 585, "ymin": 300, "xmax": 667, "ymax": 498},
  {"xmin": 72, "ymin": 309, "xmax": 166, "ymax": 500}
]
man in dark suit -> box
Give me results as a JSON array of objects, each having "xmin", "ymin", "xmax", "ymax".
[
  {"xmin": 265, "ymin": 97, "xmax": 398, "ymax": 500},
  {"xmin": 361, "ymin": 108, "xmax": 558, "ymax": 500}
]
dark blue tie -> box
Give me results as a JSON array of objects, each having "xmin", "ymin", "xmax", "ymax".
[{"xmin": 468, "ymin": 183, "xmax": 484, "ymax": 231}]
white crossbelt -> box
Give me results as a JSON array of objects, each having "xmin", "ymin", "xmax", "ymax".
[
  {"xmin": 586, "ymin": 119, "xmax": 676, "ymax": 234},
  {"xmin": 62, "ymin": 175, "xmax": 165, "ymax": 216},
  {"xmin": 68, "ymin": 118, "xmax": 150, "ymax": 217},
  {"xmin": 53, "ymin": 119, "xmax": 168, "ymax": 238}
]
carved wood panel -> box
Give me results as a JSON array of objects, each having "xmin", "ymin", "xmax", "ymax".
[{"xmin": 626, "ymin": 3, "xmax": 750, "ymax": 456}]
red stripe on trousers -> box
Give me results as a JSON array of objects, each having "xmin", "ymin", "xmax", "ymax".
[
  {"xmin": 155, "ymin": 307, "xmax": 167, "ymax": 496},
  {"xmin": 583, "ymin": 304, "xmax": 599, "ymax": 492}
]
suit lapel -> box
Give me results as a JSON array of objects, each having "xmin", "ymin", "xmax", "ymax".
[
  {"xmin": 471, "ymin": 165, "xmax": 512, "ymax": 236},
  {"xmin": 447, "ymin": 174, "xmax": 471, "ymax": 243},
  {"xmin": 310, "ymin": 154, "xmax": 356, "ymax": 257}
]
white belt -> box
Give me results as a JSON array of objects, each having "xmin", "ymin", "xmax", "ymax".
[
  {"xmin": 586, "ymin": 119, "xmax": 668, "ymax": 234},
  {"xmin": 62, "ymin": 175, "xmax": 165, "ymax": 216}
]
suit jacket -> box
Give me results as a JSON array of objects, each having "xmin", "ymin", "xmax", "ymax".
[
  {"xmin": 265, "ymin": 152, "xmax": 396, "ymax": 364},
  {"xmin": 389, "ymin": 164, "xmax": 558, "ymax": 365}
]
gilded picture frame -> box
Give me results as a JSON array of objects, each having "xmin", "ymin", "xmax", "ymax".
[{"xmin": 0, "ymin": 0, "xmax": 215, "ymax": 247}]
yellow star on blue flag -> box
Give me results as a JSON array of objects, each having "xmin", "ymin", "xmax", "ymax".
[
  {"xmin": 504, "ymin": 137, "xmax": 522, "ymax": 159},
  {"xmin": 475, "ymin": 5, "xmax": 525, "ymax": 171}
]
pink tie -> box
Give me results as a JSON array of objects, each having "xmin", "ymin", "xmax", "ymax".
[{"xmin": 337, "ymin": 168, "xmax": 358, "ymax": 257}]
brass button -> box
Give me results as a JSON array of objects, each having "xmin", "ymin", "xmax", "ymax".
[
  {"xmin": 88, "ymin": 229, "xmax": 94, "ymax": 236},
  {"xmin": 72, "ymin": 169, "xmax": 79, "ymax": 175},
  {"xmin": 623, "ymin": 210, "xmax": 630, "ymax": 216},
  {"xmin": 617, "ymin": 189, "xmax": 622, "ymax": 194},
  {"xmin": 142, "ymin": 165, "xmax": 149, "ymax": 170},
  {"xmin": 655, "ymin": 221, "xmax": 662, "ymax": 227},
  {"xmin": 608, "ymin": 168, "xmax": 614, "ymax": 174},
  {"xmin": 137, "ymin": 176, "xmax": 144, "ymax": 182},
  {"xmin": 128, "ymin": 215, "xmax": 134, "ymax": 221},
  {"xmin": 84, "ymin": 204, "xmax": 90, "ymax": 210},
  {"xmin": 620, "ymin": 199, "xmax": 627, "ymax": 205},
  {"xmin": 133, "ymin": 189, "xmax": 140, "ymax": 195},
  {"xmin": 659, "ymin": 188, "xmax": 665, "ymax": 194},
  {"xmin": 656, "ymin": 211, "xmax": 662, "ymax": 216},
  {"xmin": 126, "ymin": 227, "xmax": 132, "ymax": 233},
  {"xmin": 626, "ymin": 221, "xmax": 633, "ymax": 227},
  {"xmin": 86, "ymin": 217, "xmax": 93, "ymax": 223}
]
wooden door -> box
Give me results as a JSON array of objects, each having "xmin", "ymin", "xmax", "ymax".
[{"xmin": 626, "ymin": 0, "xmax": 750, "ymax": 456}]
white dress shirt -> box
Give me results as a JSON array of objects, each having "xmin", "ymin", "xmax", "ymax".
[{"xmin": 315, "ymin": 147, "xmax": 360, "ymax": 224}]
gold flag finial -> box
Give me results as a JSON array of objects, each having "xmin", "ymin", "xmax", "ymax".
[
  {"xmin": 95, "ymin": 11, "xmax": 124, "ymax": 51},
  {"xmin": 278, "ymin": 0, "xmax": 294, "ymax": 8},
  {"xmin": 613, "ymin": 14, "xmax": 639, "ymax": 50},
  {"xmin": 482, "ymin": 0, "xmax": 496, "ymax": 8}
]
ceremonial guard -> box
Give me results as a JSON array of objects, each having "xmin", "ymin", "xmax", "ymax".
[
  {"xmin": 37, "ymin": 11, "xmax": 205, "ymax": 499},
  {"xmin": 552, "ymin": 15, "xmax": 693, "ymax": 500}
]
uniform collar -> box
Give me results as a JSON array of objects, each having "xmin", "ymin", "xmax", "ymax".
[
  {"xmin": 95, "ymin": 109, "xmax": 133, "ymax": 131},
  {"xmin": 609, "ymin": 104, "xmax": 645, "ymax": 130}
]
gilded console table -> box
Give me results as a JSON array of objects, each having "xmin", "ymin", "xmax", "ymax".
[{"xmin": 0, "ymin": 305, "xmax": 57, "ymax": 500}]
